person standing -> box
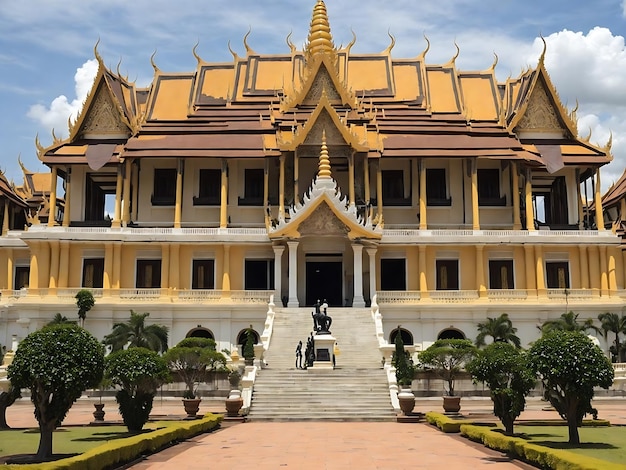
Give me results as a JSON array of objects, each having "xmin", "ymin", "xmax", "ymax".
[{"xmin": 295, "ymin": 340, "xmax": 303, "ymax": 369}]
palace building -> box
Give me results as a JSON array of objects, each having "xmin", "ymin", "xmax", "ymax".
[{"xmin": 0, "ymin": 1, "xmax": 623, "ymax": 354}]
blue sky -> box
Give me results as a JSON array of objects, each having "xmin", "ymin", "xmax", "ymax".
[{"xmin": 1, "ymin": 0, "xmax": 626, "ymax": 190}]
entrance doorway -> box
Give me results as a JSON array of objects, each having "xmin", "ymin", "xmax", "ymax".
[{"xmin": 306, "ymin": 260, "xmax": 343, "ymax": 307}]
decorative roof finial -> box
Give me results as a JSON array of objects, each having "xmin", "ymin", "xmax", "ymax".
[
  {"xmin": 318, "ymin": 129, "xmax": 331, "ymax": 179},
  {"xmin": 306, "ymin": 1, "xmax": 335, "ymax": 57}
]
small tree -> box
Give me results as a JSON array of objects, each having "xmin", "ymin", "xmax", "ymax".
[
  {"xmin": 418, "ymin": 339, "xmax": 476, "ymax": 396},
  {"xmin": 7, "ymin": 325, "xmax": 104, "ymax": 459},
  {"xmin": 392, "ymin": 329, "xmax": 415, "ymax": 387},
  {"xmin": 467, "ymin": 342, "xmax": 535, "ymax": 435},
  {"xmin": 0, "ymin": 385, "xmax": 21, "ymax": 429},
  {"xmin": 243, "ymin": 326, "xmax": 256, "ymax": 364},
  {"xmin": 105, "ymin": 347, "xmax": 170, "ymax": 432},
  {"xmin": 528, "ymin": 331, "xmax": 614, "ymax": 444},
  {"xmin": 163, "ymin": 338, "xmax": 226, "ymax": 399},
  {"xmin": 540, "ymin": 311, "xmax": 598, "ymax": 335},
  {"xmin": 46, "ymin": 313, "xmax": 75, "ymax": 326},
  {"xmin": 75, "ymin": 289, "xmax": 95, "ymax": 327}
]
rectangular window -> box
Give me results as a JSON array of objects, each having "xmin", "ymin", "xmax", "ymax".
[
  {"xmin": 136, "ymin": 259, "xmax": 162, "ymax": 288},
  {"xmin": 478, "ymin": 169, "xmax": 505, "ymax": 206},
  {"xmin": 380, "ymin": 259, "xmax": 406, "ymax": 290},
  {"xmin": 546, "ymin": 261, "xmax": 570, "ymax": 289},
  {"xmin": 194, "ymin": 169, "xmax": 221, "ymax": 206},
  {"xmin": 151, "ymin": 168, "xmax": 176, "ymax": 206},
  {"xmin": 382, "ymin": 170, "xmax": 409, "ymax": 206},
  {"xmin": 238, "ymin": 168, "xmax": 264, "ymax": 206},
  {"xmin": 488, "ymin": 260, "xmax": 514, "ymax": 289},
  {"xmin": 244, "ymin": 259, "xmax": 275, "ymax": 290},
  {"xmin": 436, "ymin": 259, "xmax": 459, "ymax": 290},
  {"xmin": 426, "ymin": 169, "xmax": 451, "ymax": 206},
  {"xmin": 82, "ymin": 258, "xmax": 104, "ymax": 288},
  {"xmin": 192, "ymin": 259, "xmax": 215, "ymax": 289},
  {"xmin": 14, "ymin": 266, "xmax": 30, "ymax": 290}
]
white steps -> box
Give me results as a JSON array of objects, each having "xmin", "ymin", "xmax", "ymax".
[{"xmin": 248, "ymin": 307, "xmax": 395, "ymax": 421}]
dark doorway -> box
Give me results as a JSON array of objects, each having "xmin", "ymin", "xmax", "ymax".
[{"xmin": 306, "ymin": 261, "xmax": 343, "ymax": 307}]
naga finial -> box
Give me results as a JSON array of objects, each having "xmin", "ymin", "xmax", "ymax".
[
  {"xmin": 243, "ymin": 28, "xmax": 256, "ymax": 55},
  {"xmin": 192, "ymin": 41, "xmax": 203, "ymax": 65},
  {"xmin": 150, "ymin": 50, "xmax": 160, "ymax": 73}
]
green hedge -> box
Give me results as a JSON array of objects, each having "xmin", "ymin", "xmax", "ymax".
[
  {"xmin": 4, "ymin": 413, "xmax": 222, "ymax": 470},
  {"xmin": 424, "ymin": 411, "xmax": 495, "ymax": 433},
  {"xmin": 461, "ymin": 424, "xmax": 626, "ymax": 470}
]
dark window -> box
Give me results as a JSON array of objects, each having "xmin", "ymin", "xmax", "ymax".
[
  {"xmin": 426, "ymin": 169, "xmax": 451, "ymax": 206},
  {"xmin": 546, "ymin": 261, "xmax": 570, "ymax": 289},
  {"xmin": 244, "ymin": 259, "xmax": 275, "ymax": 290},
  {"xmin": 82, "ymin": 258, "xmax": 104, "ymax": 288},
  {"xmin": 382, "ymin": 170, "xmax": 409, "ymax": 205},
  {"xmin": 192, "ymin": 259, "xmax": 215, "ymax": 289},
  {"xmin": 194, "ymin": 169, "xmax": 221, "ymax": 206},
  {"xmin": 14, "ymin": 266, "xmax": 30, "ymax": 290},
  {"xmin": 136, "ymin": 259, "xmax": 162, "ymax": 288},
  {"xmin": 489, "ymin": 260, "xmax": 514, "ymax": 289},
  {"xmin": 239, "ymin": 168, "xmax": 264, "ymax": 206},
  {"xmin": 436, "ymin": 259, "xmax": 459, "ymax": 290},
  {"xmin": 478, "ymin": 169, "xmax": 506, "ymax": 206},
  {"xmin": 151, "ymin": 169, "xmax": 176, "ymax": 206},
  {"xmin": 380, "ymin": 259, "xmax": 406, "ymax": 290}
]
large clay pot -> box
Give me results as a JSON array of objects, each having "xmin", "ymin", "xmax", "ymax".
[
  {"xmin": 397, "ymin": 389, "xmax": 416, "ymax": 415},
  {"xmin": 442, "ymin": 395, "xmax": 461, "ymax": 413},
  {"xmin": 225, "ymin": 391, "xmax": 244, "ymax": 417},
  {"xmin": 182, "ymin": 398, "xmax": 202, "ymax": 418},
  {"xmin": 93, "ymin": 403, "xmax": 106, "ymax": 421}
]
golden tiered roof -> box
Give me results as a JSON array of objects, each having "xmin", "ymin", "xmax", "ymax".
[{"xmin": 36, "ymin": 1, "xmax": 611, "ymax": 171}]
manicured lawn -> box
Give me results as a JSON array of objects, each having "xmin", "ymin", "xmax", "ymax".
[
  {"xmin": 514, "ymin": 425, "xmax": 626, "ymax": 466},
  {"xmin": 0, "ymin": 425, "xmax": 159, "ymax": 459}
]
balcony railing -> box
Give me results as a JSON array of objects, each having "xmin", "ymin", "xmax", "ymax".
[
  {"xmin": 375, "ymin": 289, "xmax": 605, "ymax": 304},
  {"xmin": 119, "ymin": 289, "xmax": 162, "ymax": 300},
  {"xmin": 375, "ymin": 291, "xmax": 421, "ymax": 304},
  {"xmin": 486, "ymin": 289, "xmax": 528, "ymax": 301},
  {"xmin": 428, "ymin": 290, "xmax": 480, "ymax": 302}
]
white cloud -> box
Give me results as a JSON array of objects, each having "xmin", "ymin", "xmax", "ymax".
[{"xmin": 26, "ymin": 59, "xmax": 98, "ymax": 137}]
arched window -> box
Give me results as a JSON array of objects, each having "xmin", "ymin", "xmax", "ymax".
[
  {"xmin": 186, "ymin": 328, "xmax": 214, "ymax": 340},
  {"xmin": 237, "ymin": 328, "xmax": 260, "ymax": 354},
  {"xmin": 437, "ymin": 328, "xmax": 465, "ymax": 340},
  {"xmin": 389, "ymin": 327, "xmax": 414, "ymax": 345}
]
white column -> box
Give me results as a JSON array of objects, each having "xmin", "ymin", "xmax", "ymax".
[
  {"xmin": 366, "ymin": 247, "xmax": 377, "ymax": 302},
  {"xmin": 273, "ymin": 245, "xmax": 285, "ymax": 303},
  {"xmin": 352, "ymin": 243, "xmax": 365, "ymax": 307},
  {"xmin": 287, "ymin": 241, "xmax": 299, "ymax": 307}
]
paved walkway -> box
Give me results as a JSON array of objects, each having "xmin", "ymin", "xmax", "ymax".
[{"xmin": 4, "ymin": 396, "xmax": 626, "ymax": 469}]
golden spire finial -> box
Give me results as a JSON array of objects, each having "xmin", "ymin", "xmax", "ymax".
[
  {"xmin": 306, "ymin": 1, "xmax": 335, "ymax": 57},
  {"xmin": 318, "ymin": 129, "xmax": 331, "ymax": 179}
]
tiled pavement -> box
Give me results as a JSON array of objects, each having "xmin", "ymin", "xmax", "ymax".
[{"xmin": 4, "ymin": 396, "xmax": 626, "ymax": 469}]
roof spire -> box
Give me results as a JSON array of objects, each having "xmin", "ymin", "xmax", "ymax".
[
  {"xmin": 318, "ymin": 129, "xmax": 332, "ymax": 179},
  {"xmin": 306, "ymin": 1, "xmax": 335, "ymax": 57}
]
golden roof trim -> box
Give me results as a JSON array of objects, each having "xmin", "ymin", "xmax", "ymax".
[{"xmin": 279, "ymin": 93, "xmax": 369, "ymax": 152}]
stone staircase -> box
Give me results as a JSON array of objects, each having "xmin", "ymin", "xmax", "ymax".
[{"xmin": 247, "ymin": 307, "xmax": 395, "ymax": 421}]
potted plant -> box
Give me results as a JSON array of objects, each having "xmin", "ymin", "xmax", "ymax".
[
  {"xmin": 243, "ymin": 326, "xmax": 256, "ymax": 366},
  {"xmin": 225, "ymin": 368, "xmax": 244, "ymax": 417},
  {"xmin": 92, "ymin": 377, "xmax": 111, "ymax": 422},
  {"xmin": 163, "ymin": 338, "xmax": 226, "ymax": 418},
  {"xmin": 391, "ymin": 328, "xmax": 416, "ymax": 415},
  {"xmin": 418, "ymin": 339, "xmax": 476, "ymax": 413}
]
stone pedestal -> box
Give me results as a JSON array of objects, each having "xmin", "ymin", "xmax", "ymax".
[{"xmin": 310, "ymin": 334, "xmax": 336, "ymax": 370}]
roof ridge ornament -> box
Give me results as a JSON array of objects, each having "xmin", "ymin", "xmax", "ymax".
[
  {"xmin": 318, "ymin": 129, "xmax": 332, "ymax": 180},
  {"xmin": 305, "ymin": 1, "xmax": 335, "ymax": 60}
]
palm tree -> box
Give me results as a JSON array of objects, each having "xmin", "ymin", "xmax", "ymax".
[
  {"xmin": 475, "ymin": 313, "xmax": 521, "ymax": 348},
  {"xmin": 540, "ymin": 311, "xmax": 599, "ymax": 335},
  {"xmin": 46, "ymin": 313, "xmax": 75, "ymax": 326},
  {"xmin": 103, "ymin": 310, "xmax": 169, "ymax": 353},
  {"xmin": 598, "ymin": 312, "xmax": 626, "ymax": 362}
]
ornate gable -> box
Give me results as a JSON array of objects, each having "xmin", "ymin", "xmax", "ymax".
[
  {"xmin": 515, "ymin": 78, "xmax": 567, "ymax": 135},
  {"xmin": 78, "ymin": 82, "xmax": 131, "ymax": 139},
  {"xmin": 303, "ymin": 62, "xmax": 342, "ymax": 104}
]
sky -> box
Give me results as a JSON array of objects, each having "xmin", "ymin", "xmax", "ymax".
[{"xmin": 1, "ymin": 0, "xmax": 626, "ymax": 191}]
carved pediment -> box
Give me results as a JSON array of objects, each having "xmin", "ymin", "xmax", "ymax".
[
  {"xmin": 516, "ymin": 79, "xmax": 567, "ymax": 135},
  {"xmin": 303, "ymin": 64, "xmax": 342, "ymax": 104},
  {"xmin": 298, "ymin": 202, "xmax": 350, "ymax": 236},
  {"xmin": 80, "ymin": 84, "xmax": 130, "ymax": 138},
  {"xmin": 303, "ymin": 109, "xmax": 346, "ymax": 146}
]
